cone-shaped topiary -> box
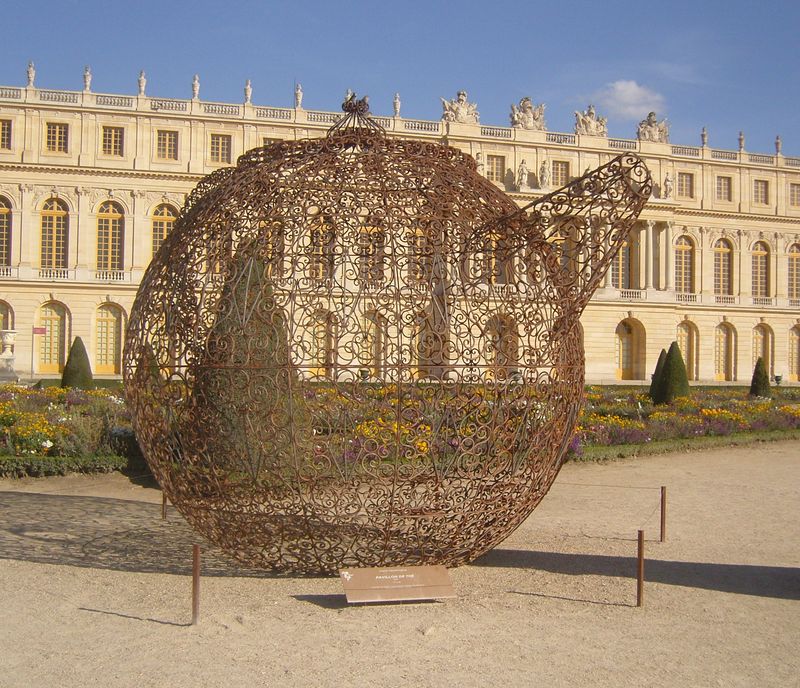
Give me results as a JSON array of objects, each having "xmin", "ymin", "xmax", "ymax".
[
  {"xmin": 749, "ymin": 357, "xmax": 772, "ymax": 398},
  {"xmin": 648, "ymin": 348, "xmax": 667, "ymax": 401},
  {"xmin": 652, "ymin": 341, "xmax": 689, "ymax": 405},
  {"xmin": 61, "ymin": 336, "xmax": 94, "ymax": 389}
]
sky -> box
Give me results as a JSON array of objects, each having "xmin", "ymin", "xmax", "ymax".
[{"xmin": 1, "ymin": 0, "xmax": 798, "ymax": 155}]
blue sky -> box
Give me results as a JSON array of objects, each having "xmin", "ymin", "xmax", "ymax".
[{"xmin": 1, "ymin": 0, "xmax": 798, "ymax": 154}]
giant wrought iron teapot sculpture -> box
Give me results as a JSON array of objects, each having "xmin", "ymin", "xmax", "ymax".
[{"xmin": 124, "ymin": 94, "xmax": 651, "ymax": 573}]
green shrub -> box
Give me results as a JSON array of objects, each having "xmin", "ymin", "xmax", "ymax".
[
  {"xmin": 0, "ymin": 454, "xmax": 126, "ymax": 478},
  {"xmin": 652, "ymin": 341, "xmax": 690, "ymax": 405},
  {"xmin": 749, "ymin": 357, "xmax": 772, "ymax": 398},
  {"xmin": 648, "ymin": 348, "xmax": 667, "ymax": 401},
  {"xmin": 61, "ymin": 337, "xmax": 94, "ymax": 389}
]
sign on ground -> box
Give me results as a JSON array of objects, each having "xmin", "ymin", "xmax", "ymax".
[{"xmin": 339, "ymin": 565, "xmax": 456, "ymax": 604}]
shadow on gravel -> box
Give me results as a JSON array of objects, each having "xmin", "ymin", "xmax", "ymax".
[{"xmin": 474, "ymin": 549, "xmax": 800, "ymax": 601}]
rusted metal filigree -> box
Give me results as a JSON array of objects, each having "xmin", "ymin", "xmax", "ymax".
[{"xmin": 124, "ymin": 94, "xmax": 651, "ymax": 574}]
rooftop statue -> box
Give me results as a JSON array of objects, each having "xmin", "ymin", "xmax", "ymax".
[
  {"xmin": 138, "ymin": 70, "xmax": 146, "ymax": 97},
  {"xmin": 574, "ymin": 104, "xmax": 608, "ymax": 137},
  {"xmin": 441, "ymin": 90, "xmax": 479, "ymax": 124},
  {"xmin": 192, "ymin": 74, "xmax": 200, "ymax": 100},
  {"xmin": 510, "ymin": 97, "xmax": 546, "ymax": 131},
  {"xmin": 637, "ymin": 111, "xmax": 669, "ymax": 143},
  {"xmin": 26, "ymin": 61, "xmax": 35, "ymax": 88}
]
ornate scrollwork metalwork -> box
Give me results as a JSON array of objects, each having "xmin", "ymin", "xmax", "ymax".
[{"xmin": 124, "ymin": 111, "xmax": 651, "ymax": 574}]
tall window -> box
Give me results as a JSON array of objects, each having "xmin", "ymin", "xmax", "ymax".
[
  {"xmin": 552, "ymin": 161, "xmax": 570, "ymax": 187},
  {"xmin": 96, "ymin": 304, "xmax": 123, "ymax": 374},
  {"xmin": 615, "ymin": 321, "xmax": 633, "ymax": 380},
  {"xmin": 0, "ymin": 120, "xmax": 10, "ymax": 150},
  {"xmin": 677, "ymin": 172, "xmax": 695, "ymax": 198},
  {"xmin": 358, "ymin": 219, "xmax": 385, "ymax": 287},
  {"xmin": 789, "ymin": 326, "xmax": 800, "ymax": 381},
  {"xmin": 716, "ymin": 176, "xmax": 732, "ymax": 202},
  {"xmin": 45, "ymin": 123, "xmax": 68, "ymax": 153},
  {"xmin": 484, "ymin": 232, "xmax": 513, "ymax": 284},
  {"xmin": 309, "ymin": 213, "xmax": 335, "ymax": 280},
  {"xmin": 751, "ymin": 241, "xmax": 769, "ymax": 297},
  {"xmin": 611, "ymin": 239, "xmax": 631, "ymax": 289},
  {"xmin": 714, "ymin": 323, "xmax": 735, "ymax": 381},
  {"xmin": 0, "ymin": 301, "xmax": 12, "ymax": 330},
  {"xmin": 487, "ymin": 314, "xmax": 519, "ymax": 380},
  {"xmin": 713, "ymin": 239, "xmax": 732, "ymax": 295},
  {"xmin": 486, "ymin": 155, "xmax": 505, "ymax": 183},
  {"xmin": 362, "ymin": 311, "xmax": 387, "ymax": 378},
  {"xmin": 408, "ymin": 226, "xmax": 432, "ymax": 283},
  {"xmin": 310, "ymin": 311, "xmax": 335, "ymax": 379},
  {"xmin": 151, "ymin": 204, "xmax": 177, "ymax": 257},
  {"xmin": 210, "ymin": 134, "xmax": 232, "ymax": 164},
  {"xmin": 789, "ymin": 244, "xmax": 800, "ymax": 300},
  {"xmin": 752, "ymin": 324, "xmax": 773, "ymax": 377},
  {"xmin": 753, "ymin": 179, "xmax": 769, "ymax": 205},
  {"xmin": 677, "ymin": 321, "xmax": 698, "ymax": 381},
  {"xmin": 101, "ymin": 126, "xmax": 124, "ymax": 156},
  {"xmin": 674, "ymin": 235, "xmax": 694, "ymax": 293},
  {"xmin": 790, "ymin": 183, "xmax": 800, "ymax": 208},
  {"xmin": 156, "ymin": 130, "xmax": 179, "ymax": 160},
  {"xmin": 96, "ymin": 202, "xmax": 124, "ymax": 272},
  {"xmin": 0, "ymin": 197, "xmax": 10, "ymax": 267},
  {"xmin": 38, "ymin": 303, "xmax": 67, "ymax": 373},
  {"xmin": 41, "ymin": 199, "xmax": 68, "ymax": 269}
]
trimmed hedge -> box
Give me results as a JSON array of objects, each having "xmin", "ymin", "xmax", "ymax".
[
  {"xmin": 749, "ymin": 357, "xmax": 772, "ymax": 398},
  {"xmin": 0, "ymin": 454, "xmax": 126, "ymax": 478}
]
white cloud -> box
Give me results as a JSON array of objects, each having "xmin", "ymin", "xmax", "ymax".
[{"xmin": 593, "ymin": 80, "xmax": 666, "ymax": 120}]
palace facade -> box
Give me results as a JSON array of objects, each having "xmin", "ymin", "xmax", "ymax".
[{"xmin": 0, "ymin": 75, "xmax": 799, "ymax": 384}]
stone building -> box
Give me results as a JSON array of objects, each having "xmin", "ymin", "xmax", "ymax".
[{"xmin": 0, "ymin": 75, "xmax": 799, "ymax": 384}]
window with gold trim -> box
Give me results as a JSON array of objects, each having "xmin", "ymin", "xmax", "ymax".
[
  {"xmin": 752, "ymin": 324, "xmax": 773, "ymax": 376},
  {"xmin": 210, "ymin": 133, "xmax": 232, "ymax": 164},
  {"xmin": 0, "ymin": 120, "xmax": 10, "ymax": 150},
  {"xmin": 0, "ymin": 197, "xmax": 10, "ymax": 267},
  {"xmin": 713, "ymin": 239, "xmax": 732, "ymax": 296},
  {"xmin": 0, "ymin": 301, "xmax": 12, "ymax": 330},
  {"xmin": 789, "ymin": 244, "xmax": 800, "ymax": 300},
  {"xmin": 552, "ymin": 161, "xmax": 569, "ymax": 187},
  {"xmin": 677, "ymin": 172, "xmax": 694, "ymax": 199},
  {"xmin": 101, "ymin": 126, "xmax": 124, "ymax": 156},
  {"xmin": 674, "ymin": 235, "xmax": 694, "ymax": 293},
  {"xmin": 96, "ymin": 304, "xmax": 123, "ymax": 374},
  {"xmin": 156, "ymin": 130, "xmax": 178, "ymax": 160},
  {"xmin": 677, "ymin": 321, "xmax": 698, "ymax": 381},
  {"xmin": 308, "ymin": 213, "xmax": 335, "ymax": 280},
  {"xmin": 96, "ymin": 202, "xmax": 124, "ymax": 272},
  {"xmin": 611, "ymin": 238, "xmax": 631, "ymax": 289},
  {"xmin": 751, "ymin": 241, "xmax": 769, "ymax": 297},
  {"xmin": 714, "ymin": 323, "xmax": 735, "ymax": 381},
  {"xmin": 486, "ymin": 155, "xmax": 505, "ymax": 183},
  {"xmin": 151, "ymin": 204, "xmax": 177, "ymax": 258},
  {"xmin": 38, "ymin": 303, "xmax": 67, "ymax": 374},
  {"xmin": 41, "ymin": 198, "xmax": 68, "ymax": 269},
  {"xmin": 45, "ymin": 123, "xmax": 68, "ymax": 153},
  {"xmin": 789, "ymin": 326, "xmax": 800, "ymax": 381}
]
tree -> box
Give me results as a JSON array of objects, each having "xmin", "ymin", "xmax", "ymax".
[
  {"xmin": 648, "ymin": 348, "xmax": 667, "ymax": 401},
  {"xmin": 749, "ymin": 357, "xmax": 772, "ymax": 398},
  {"xmin": 61, "ymin": 336, "xmax": 94, "ymax": 389},
  {"xmin": 652, "ymin": 341, "xmax": 689, "ymax": 405}
]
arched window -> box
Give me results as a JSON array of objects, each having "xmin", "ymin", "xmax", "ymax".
[
  {"xmin": 310, "ymin": 310, "xmax": 335, "ymax": 380},
  {"xmin": 0, "ymin": 301, "xmax": 13, "ymax": 330},
  {"xmin": 96, "ymin": 304, "xmax": 123, "ymax": 374},
  {"xmin": 0, "ymin": 196, "xmax": 11, "ymax": 268},
  {"xmin": 611, "ymin": 238, "xmax": 631, "ymax": 289},
  {"xmin": 752, "ymin": 324, "xmax": 773, "ymax": 377},
  {"xmin": 788, "ymin": 244, "xmax": 800, "ymax": 300},
  {"xmin": 486, "ymin": 314, "xmax": 519, "ymax": 380},
  {"xmin": 674, "ymin": 235, "xmax": 694, "ymax": 293},
  {"xmin": 38, "ymin": 302, "xmax": 67, "ymax": 374},
  {"xmin": 358, "ymin": 217, "xmax": 385, "ymax": 287},
  {"xmin": 41, "ymin": 198, "xmax": 68, "ymax": 270},
  {"xmin": 308, "ymin": 212, "xmax": 335, "ymax": 281},
  {"xmin": 615, "ymin": 318, "xmax": 645, "ymax": 380},
  {"xmin": 714, "ymin": 323, "xmax": 735, "ymax": 381},
  {"xmin": 484, "ymin": 231, "xmax": 513, "ymax": 285},
  {"xmin": 751, "ymin": 241, "xmax": 769, "ymax": 297},
  {"xmin": 714, "ymin": 239, "xmax": 733, "ymax": 296},
  {"xmin": 789, "ymin": 326, "xmax": 800, "ymax": 382},
  {"xmin": 677, "ymin": 321, "xmax": 698, "ymax": 381},
  {"xmin": 97, "ymin": 202, "xmax": 124, "ymax": 272},
  {"xmin": 361, "ymin": 311, "xmax": 387, "ymax": 378},
  {"xmin": 151, "ymin": 204, "xmax": 177, "ymax": 258}
]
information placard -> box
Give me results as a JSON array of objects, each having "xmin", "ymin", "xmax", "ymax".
[{"xmin": 339, "ymin": 565, "xmax": 455, "ymax": 604}]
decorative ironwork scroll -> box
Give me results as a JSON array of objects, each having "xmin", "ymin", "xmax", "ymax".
[{"xmin": 124, "ymin": 95, "xmax": 651, "ymax": 574}]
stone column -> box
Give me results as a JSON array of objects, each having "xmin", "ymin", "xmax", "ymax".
[
  {"xmin": 17, "ymin": 184, "xmax": 34, "ymax": 270},
  {"xmin": 664, "ymin": 221, "xmax": 674, "ymax": 291},
  {"xmin": 645, "ymin": 220, "xmax": 654, "ymax": 290}
]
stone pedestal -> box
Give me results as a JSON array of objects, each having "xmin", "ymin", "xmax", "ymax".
[{"xmin": 0, "ymin": 330, "xmax": 19, "ymax": 383}]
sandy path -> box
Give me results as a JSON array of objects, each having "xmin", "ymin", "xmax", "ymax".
[{"xmin": 0, "ymin": 442, "xmax": 798, "ymax": 688}]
